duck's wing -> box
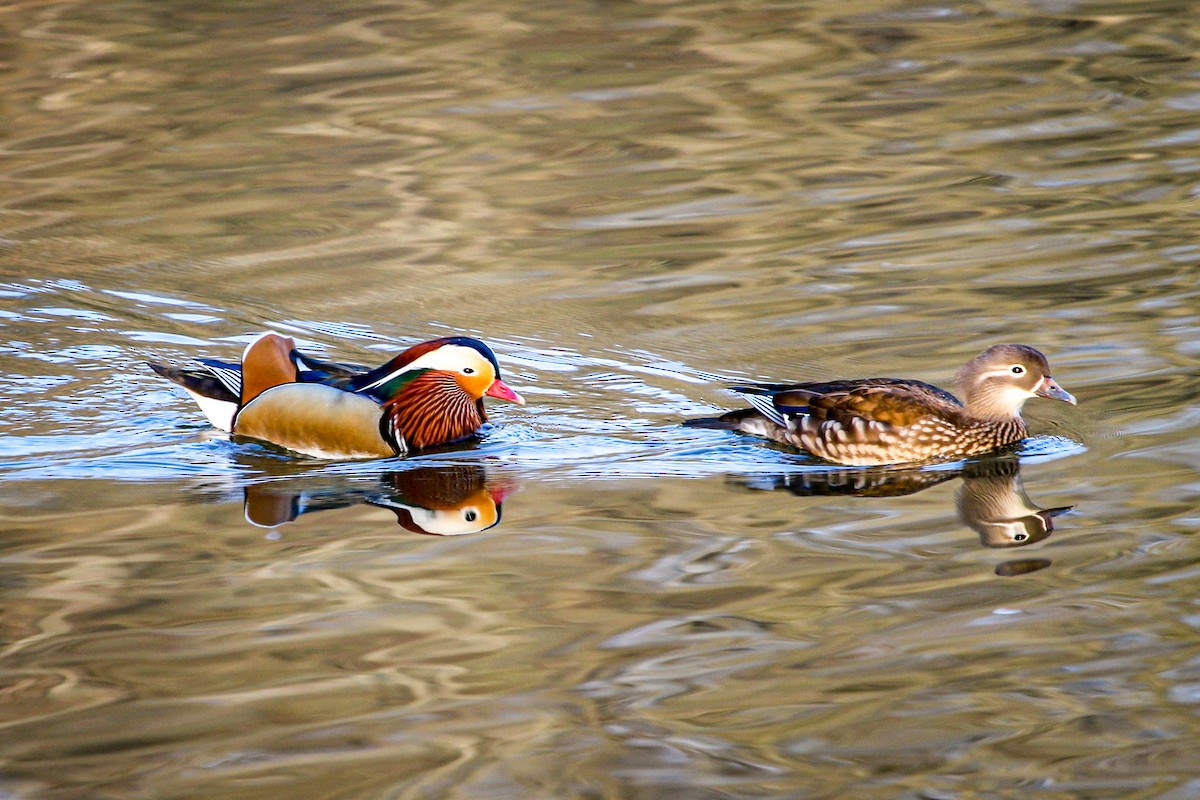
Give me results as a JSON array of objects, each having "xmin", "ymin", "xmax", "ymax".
[
  {"xmin": 728, "ymin": 379, "xmax": 963, "ymax": 457},
  {"xmin": 291, "ymin": 349, "xmax": 371, "ymax": 389},
  {"xmin": 730, "ymin": 378, "xmax": 953, "ymax": 425},
  {"xmin": 238, "ymin": 332, "xmax": 298, "ymax": 405},
  {"xmin": 173, "ymin": 332, "xmax": 301, "ymax": 405},
  {"xmin": 791, "ymin": 381, "xmax": 962, "ymax": 436},
  {"xmin": 730, "ymin": 380, "xmax": 896, "ymax": 427}
]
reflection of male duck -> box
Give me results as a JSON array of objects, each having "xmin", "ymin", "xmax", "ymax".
[
  {"xmin": 740, "ymin": 458, "xmax": 1072, "ymax": 549},
  {"xmin": 371, "ymin": 466, "xmax": 508, "ymax": 536},
  {"xmin": 242, "ymin": 464, "xmax": 510, "ymax": 535}
]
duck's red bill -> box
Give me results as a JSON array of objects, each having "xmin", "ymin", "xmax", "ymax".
[{"xmin": 485, "ymin": 378, "xmax": 525, "ymax": 405}]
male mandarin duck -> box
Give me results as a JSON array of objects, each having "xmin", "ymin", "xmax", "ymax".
[
  {"xmin": 687, "ymin": 344, "xmax": 1076, "ymax": 466},
  {"xmin": 150, "ymin": 332, "xmax": 524, "ymax": 459}
]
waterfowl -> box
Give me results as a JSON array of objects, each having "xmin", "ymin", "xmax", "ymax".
[
  {"xmin": 686, "ymin": 344, "xmax": 1075, "ymax": 466},
  {"xmin": 150, "ymin": 332, "xmax": 524, "ymax": 459}
]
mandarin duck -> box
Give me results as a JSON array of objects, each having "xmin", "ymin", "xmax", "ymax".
[
  {"xmin": 687, "ymin": 344, "xmax": 1076, "ymax": 466},
  {"xmin": 150, "ymin": 332, "xmax": 524, "ymax": 459}
]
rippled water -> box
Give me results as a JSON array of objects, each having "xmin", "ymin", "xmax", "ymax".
[{"xmin": 2, "ymin": 0, "xmax": 1199, "ymax": 797}]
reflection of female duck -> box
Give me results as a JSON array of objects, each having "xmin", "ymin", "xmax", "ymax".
[
  {"xmin": 738, "ymin": 458, "xmax": 1071, "ymax": 549},
  {"xmin": 955, "ymin": 461, "xmax": 1071, "ymax": 548},
  {"xmin": 242, "ymin": 464, "xmax": 509, "ymax": 536}
]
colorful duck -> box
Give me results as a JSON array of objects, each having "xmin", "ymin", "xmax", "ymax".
[
  {"xmin": 151, "ymin": 332, "xmax": 524, "ymax": 459},
  {"xmin": 687, "ymin": 344, "xmax": 1076, "ymax": 466}
]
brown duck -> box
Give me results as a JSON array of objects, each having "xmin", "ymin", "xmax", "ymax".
[{"xmin": 686, "ymin": 344, "xmax": 1076, "ymax": 466}]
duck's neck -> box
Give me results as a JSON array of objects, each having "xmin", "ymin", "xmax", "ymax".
[{"xmin": 958, "ymin": 382, "xmax": 1029, "ymax": 424}]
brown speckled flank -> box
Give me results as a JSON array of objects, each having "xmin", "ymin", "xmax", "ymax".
[{"xmin": 687, "ymin": 345, "xmax": 1076, "ymax": 466}]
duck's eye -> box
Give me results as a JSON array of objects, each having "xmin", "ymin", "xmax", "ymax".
[
  {"xmin": 463, "ymin": 367, "xmax": 475, "ymax": 375},
  {"xmin": 1013, "ymin": 532, "xmax": 1028, "ymax": 542},
  {"xmin": 1011, "ymin": 365, "xmax": 1025, "ymax": 375},
  {"xmin": 464, "ymin": 510, "xmax": 478, "ymax": 522}
]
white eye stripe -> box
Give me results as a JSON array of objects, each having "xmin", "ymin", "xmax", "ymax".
[
  {"xmin": 977, "ymin": 366, "xmax": 1031, "ymax": 381},
  {"xmin": 360, "ymin": 345, "xmax": 491, "ymax": 391}
]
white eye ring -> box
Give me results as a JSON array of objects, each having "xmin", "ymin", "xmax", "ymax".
[
  {"xmin": 1011, "ymin": 365, "xmax": 1025, "ymax": 375},
  {"xmin": 463, "ymin": 367, "xmax": 475, "ymax": 375}
]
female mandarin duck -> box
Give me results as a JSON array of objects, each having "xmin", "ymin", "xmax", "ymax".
[
  {"xmin": 687, "ymin": 344, "xmax": 1076, "ymax": 466},
  {"xmin": 150, "ymin": 332, "xmax": 524, "ymax": 459}
]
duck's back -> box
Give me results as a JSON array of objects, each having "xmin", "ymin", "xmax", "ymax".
[
  {"xmin": 759, "ymin": 378, "xmax": 961, "ymax": 414},
  {"xmin": 734, "ymin": 378, "xmax": 1013, "ymax": 466}
]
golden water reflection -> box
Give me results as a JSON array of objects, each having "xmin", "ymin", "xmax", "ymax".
[
  {"xmin": 1, "ymin": 0, "xmax": 1199, "ymax": 796},
  {"xmin": 736, "ymin": 456, "xmax": 1073, "ymax": 578},
  {"xmin": 242, "ymin": 463, "xmax": 511, "ymax": 535}
]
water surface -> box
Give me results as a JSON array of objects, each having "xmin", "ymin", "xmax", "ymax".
[{"xmin": 2, "ymin": 0, "xmax": 1199, "ymax": 798}]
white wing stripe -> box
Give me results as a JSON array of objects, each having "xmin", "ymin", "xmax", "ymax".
[
  {"xmin": 742, "ymin": 392, "xmax": 787, "ymax": 426},
  {"xmin": 204, "ymin": 364, "xmax": 243, "ymax": 397}
]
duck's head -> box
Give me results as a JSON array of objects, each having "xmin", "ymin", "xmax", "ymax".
[
  {"xmin": 955, "ymin": 344, "xmax": 1075, "ymax": 420},
  {"xmin": 359, "ymin": 336, "xmax": 524, "ymax": 405},
  {"xmin": 414, "ymin": 336, "xmax": 525, "ymax": 404}
]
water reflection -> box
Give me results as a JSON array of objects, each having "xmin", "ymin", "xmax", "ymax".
[
  {"xmin": 241, "ymin": 463, "xmax": 511, "ymax": 535},
  {"xmin": 739, "ymin": 457, "xmax": 1072, "ymax": 552}
]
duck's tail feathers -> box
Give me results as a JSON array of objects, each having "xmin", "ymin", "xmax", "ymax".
[
  {"xmin": 683, "ymin": 409, "xmax": 757, "ymax": 430},
  {"xmin": 195, "ymin": 358, "xmax": 242, "ymax": 398},
  {"xmin": 730, "ymin": 389, "xmax": 788, "ymax": 427},
  {"xmin": 148, "ymin": 362, "xmax": 237, "ymax": 403},
  {"xmin": 148, "ymin": 361, "xmax": 240, "ymax": 432},
  {"xmin": 684, "ymin": 408, "xmax": 792, "ymax": 444}
]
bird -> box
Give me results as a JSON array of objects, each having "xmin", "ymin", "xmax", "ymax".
[
  {"xmin": 150, "ymin": 331, "xmax": 525, "ymax": 459},
  {"xmin": 685, "ymin": 344, "xmax": 1076, "ymax": 466}
]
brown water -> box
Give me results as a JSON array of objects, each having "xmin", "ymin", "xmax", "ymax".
[{"xmin": 2, "ymin": 0, "xmax": 1199, "ymax": 797}]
